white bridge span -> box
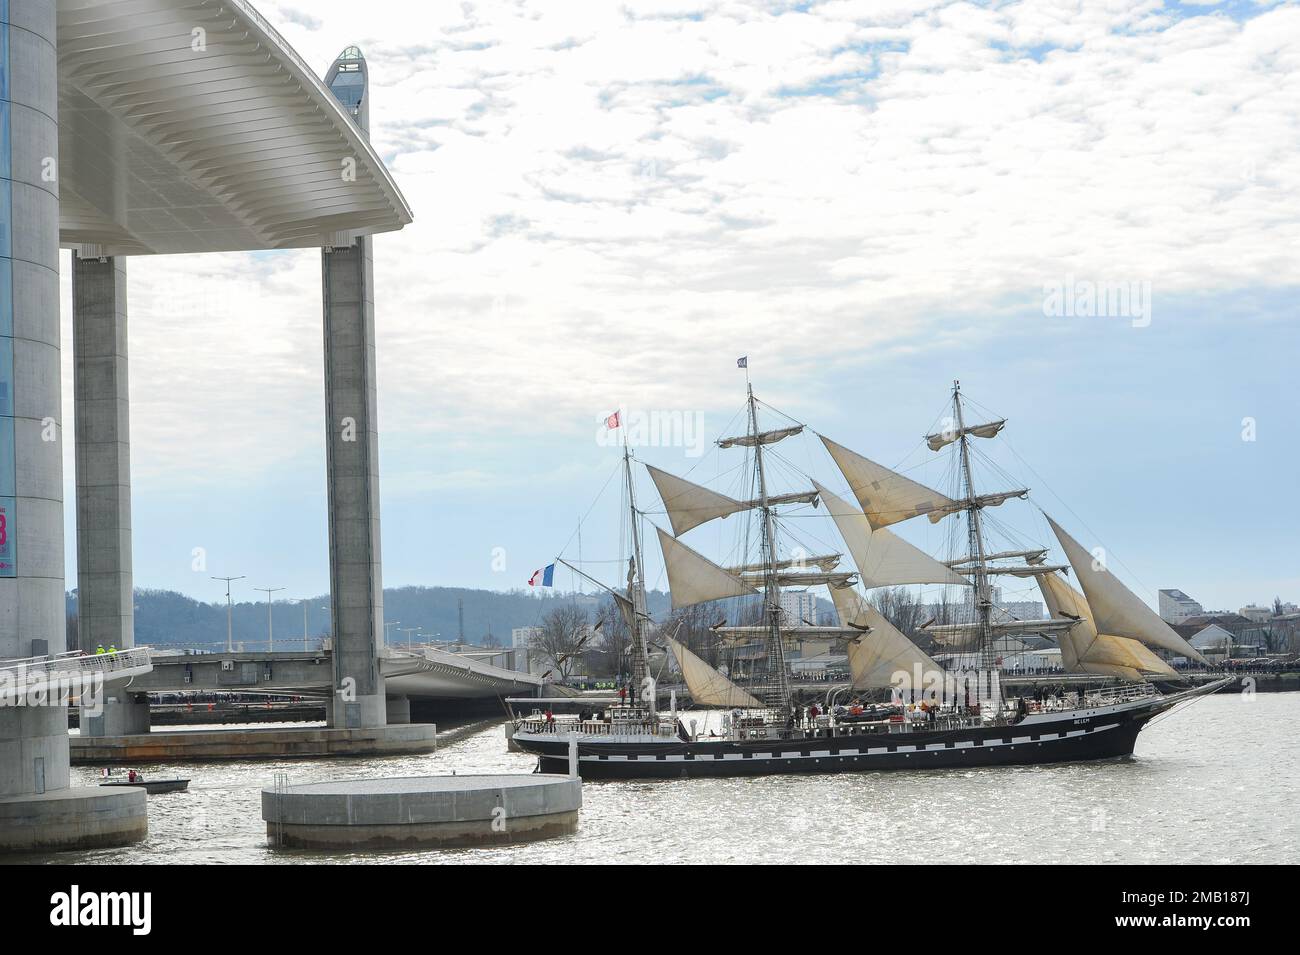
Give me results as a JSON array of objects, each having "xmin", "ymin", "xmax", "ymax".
[
  {"xmin": 382, "ymin": 647, "xmax": 543, "ymax": 700},
  {"xmin": 134, "ymin": 645, "xmax": 543, "ymax": 703}
]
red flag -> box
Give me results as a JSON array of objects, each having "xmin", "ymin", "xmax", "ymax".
[{"xmin": 604, "ymin": 410, "xmax": 620, "ymax": 429}]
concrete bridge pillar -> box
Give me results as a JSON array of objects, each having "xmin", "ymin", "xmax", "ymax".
[
  {"xmin": 70, "ymin": 253, "xmax": 148, "ymax": 737},
  {"xmin": 0, "ymin": 0, "xmax": 146, "ymax": 850},
  {"xmin": 322, "ymin": 234, "xmax": 386, "ymax": 729},
  {"xmin": 321, "ymin": 47, "xmax": 385, "ymax": 730},
  {"xmin": 0, "ymin": 0, "xmax": 69, "ymax": 793}
]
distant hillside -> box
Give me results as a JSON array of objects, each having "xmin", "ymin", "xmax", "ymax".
[{"xmin": 66, "ymin": 586, "xmax": 677, "ymax": 651}]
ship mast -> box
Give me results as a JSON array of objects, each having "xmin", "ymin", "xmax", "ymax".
[
  {"xmin": 623, "ymin": 440, "xmax": 651, "ymax": 711},
  {"xmin": 952, "ymin": 380, "xmax": 996, "ymax": 673},
  {"xmin": 748, "ymin": 383, "xmax": 790, "ymax": 709}
]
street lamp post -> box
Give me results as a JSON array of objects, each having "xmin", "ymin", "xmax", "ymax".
[
  {"xmin": 302, "ymin": 599, "xmax": 309, "ymax": 651},
  {"xmin": 211, "ymin": 575, "xmax": 245, "ymax": 653},
  {"xmin": 255, "ymin": 587, "xmax": 285, "ymax": 651},
  {"xmin": 399, "ymin": 626, "xmax": 420, "ymax": 650},
  {"xmin": 384, "ymin": 620, "xmax": 400, "ymax": 645}
]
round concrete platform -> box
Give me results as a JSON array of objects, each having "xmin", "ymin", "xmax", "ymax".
[
  {"xmin": 261, "ymin": 774, "xmax": 581, "ymax": 849},
  {"xmin": 0, "ymin": 787, "xmax": 147, "ymax": 853}
]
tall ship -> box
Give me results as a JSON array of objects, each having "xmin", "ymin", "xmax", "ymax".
[{"xmin": 512, "ymin": 377, "xmax": 1228, "ymax": 779}]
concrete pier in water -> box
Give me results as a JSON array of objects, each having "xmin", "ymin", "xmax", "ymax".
[
  {"xmin": 71, "ymin": 723, "xmax": 438, "ymax": 764},
  {"xmin": 262, "ymin": 774, "xmax": 582, "ymax": 849}
]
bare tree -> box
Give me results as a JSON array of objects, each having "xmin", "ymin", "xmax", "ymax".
[
  {"xmin": 530, "ymin": 604, "xmax": 590, "ymax": 679},
  {"xmin": 876, "ymin": 587, "xmax": 926, "ymax": 637},
  {"xmin": 585, "ymin": 598, "xmax": 630, "ymax": 678},
  {"xmin": 664, "ymin": 602, "xmax": 729, "ymax": 665}
]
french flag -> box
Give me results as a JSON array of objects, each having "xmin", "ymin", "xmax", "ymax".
[{"xmin": 529, "ymin": 564, "xmax": 556, "ymax": 587}]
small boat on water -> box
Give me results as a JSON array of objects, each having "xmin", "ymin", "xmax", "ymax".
[
  {"xmin": 99, "ymin": 778, "xmax": 190, "ymax": 794},
  {"xmin": 98, "ymin": 769, "xmax": 190, "ymax": 794}
]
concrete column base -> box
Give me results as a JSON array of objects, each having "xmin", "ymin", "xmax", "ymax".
[
  {"xmin": 0, "ymin": 787, "xmax": 147, "ymax": 853},
  {"xmin": 0, "ymin": 707, "xmax": 71, "ymax": 797},
  {"xmin": 80, "ymin": 695, "xmax": 151, "ymax": 737},
  {"xmin": 326, "ymin": 691, "xmax": 388, "ymax": 730},
  {"xmin": 385, "ymin": 695, "xmax": 411, "ymax": 724}
]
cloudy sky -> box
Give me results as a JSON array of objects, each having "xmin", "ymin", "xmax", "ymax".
[{"xmin": 59, "ymin": 0, "xmax": 1300, "ymax": 617}]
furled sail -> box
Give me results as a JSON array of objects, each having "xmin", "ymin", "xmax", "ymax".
[
  {"xmin": 715, "ymin": 625, "xmax": 865, "ymax": 646},
  {"xmin": 760, "ymin": 489, "xmax": 821, "ymax": 508},
  {"xmin": 1045, "ymin": 515, "xmax": 1209, "ymax": 665},
  {"xmin": 717, "ymin": 425, "xmax": 804, "ymax": 449},
  {"xmin": 830, "ymin": 586, "xmax": 946, "ymax": 692},
  {"xmin": 814, "ymin": 481, "xmax": 969, "ymax": 588},
  {"xmin": 645, "ymin": 465, "xmax": 747, "ymax": 536},
  {"xmin": 739, "ymin": 570, "xmax": 858, "ymax": 589},
  {"xmin": 948, "ymin": 564, "xmax": 1069, "ymax": 578},
  {"xmin": 969, "ymin": 489, "xmax": 1029, "ymax": 510},
  {"xmin": 665, "ymin": 635, "xmax": 762, "ymax": 708},
  {"xmin": 923, "ymin": 616, "xmax": 1080, "ymax": 650},
  {"xmin": 656, "ymin": 527, "xmax": 759, "ymax": 610},
  {"xmin": 727, "ymin": 554, "xmax": 841, "ymax": 575},
  {"xmin": 925, "ymin": 419, "xmax": 1006, "ymax": 451},
  {"xmin": 821, "ymin": 436, "xmax": 957, "ymax": 528},
  {"xmin": 1038, "ymin": 572, "xmax": 1177, "ymax": 680},
  {"xmin": 946, "ymin": 549, "xmax": 1048, "ymax": 566}
]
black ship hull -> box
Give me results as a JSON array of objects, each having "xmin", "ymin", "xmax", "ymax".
[{"xmin": 517, "ymin": 703, "xmax": 1159, "ymax": 780}]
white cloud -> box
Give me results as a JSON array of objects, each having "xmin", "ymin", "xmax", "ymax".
[{"xmin": 64, "ymin": 0, "xmax": 1300, "ymax": 491}]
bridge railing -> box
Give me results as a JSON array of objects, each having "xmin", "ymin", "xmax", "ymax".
[{"xmin": 0, "ymin": 647, "xmax": 152, "ymax": 682}]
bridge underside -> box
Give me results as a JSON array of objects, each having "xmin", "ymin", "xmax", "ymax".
[{"xmin": 132, "ymin": 648, "xmax": 542, "ymax": 703}]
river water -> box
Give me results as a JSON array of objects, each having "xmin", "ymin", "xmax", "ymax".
[{"xmin": 18, "ymin": 692, "xmax": 1299, "ymax": 864}]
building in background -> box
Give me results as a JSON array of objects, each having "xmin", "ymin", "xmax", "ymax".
[
  {"xmin": 998, "ymin": 599, "xmax": 1045, "ymax": 620},
  {"xmin": 780, "ymin": 590, "xmax": 818, "ymax": 626},
  {"xmin": 942, "ymin": 586, "xmax": 1042, "ymax": 624},
  {"xmin": 1239, "ymin": 604, "xmax": 1274, "ymax": 624},
  {"xmin": 1159, "ymin": 589, "xmax": 1203, "ymax": 624},
  {"xmin": 511, "ymin": 626, "xmax": 541, "ymax": 648}
]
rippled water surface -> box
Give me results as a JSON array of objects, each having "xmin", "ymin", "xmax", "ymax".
[{"xmin": 17, "ymin": 693, "xmax": 1299, "ymax": 864}]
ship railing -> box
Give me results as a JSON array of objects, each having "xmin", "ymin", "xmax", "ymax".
[
  {"xmin": 1020, "ymin": 682, "xmax": 1157, "ymax": 714},
  {"xmin": 516, "ymin": 717, "xmax": 677, "ymax": 738}
]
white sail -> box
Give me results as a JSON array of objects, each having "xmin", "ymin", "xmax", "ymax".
[
  {"xmin": 925, "ymin": 419, "xmax": 1006, "ymax": 451},
  {"xmin": 1038, "ymin": 572, "xmax": 1177, "ymax": 680},
  {"xmin": 830, "ymin": 586, "xmax": 946, "ymax": 692},
  {"xmin": 814, "ymin": 480, "xmax": 969, "ymax": 588},
  {"xmin": 665, "ymin": 634, "xmax": 763, "ymax": 708},
  {"xmin": 656, "ymin": 527, "xmax": 759, "ymax": 610},
  {"xmin": 645, "ymin": 465, "xmax": 747, "ymax": 536},
  {"xmin": 821, "ymin": 435, "xmax": 957, "ymax": 528},
  {"xmin": 1046, "ymin": 515, "xmax": 1209, "ymax": 665}
]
